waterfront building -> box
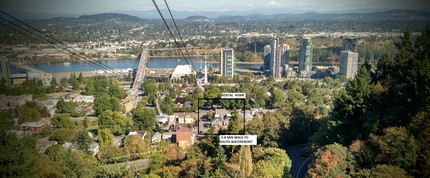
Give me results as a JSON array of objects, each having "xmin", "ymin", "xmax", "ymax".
[
  {"xmin": 220, "ymin": 48, "xmax": 235, "ymax": 79},
  {"xmin": 299, "ymin": 37, "xmax": 313, "ymax": 74},
  {"xmin": 263, "ymin": 45, "xmax": 271, "ymax": 70},
  {"xmin": 343, "ymin": 37, "xmax": 358, "ymax": 52},
  {"xmin": 269, "ymin": 39, "xmax": 289, "ymax": 78},
  {"xmin": 339, "ymin": 51, "xmax": 359, "ymax": 79}
]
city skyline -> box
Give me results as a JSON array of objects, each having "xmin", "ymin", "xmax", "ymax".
[{"xmin": 1, "ymin": 0, "xmax": 429, "ymax": 15}]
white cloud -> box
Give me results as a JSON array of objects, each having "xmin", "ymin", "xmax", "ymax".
[{"xmin": 267, "ymin": 0, "xmax": 281, "ymax": 7}]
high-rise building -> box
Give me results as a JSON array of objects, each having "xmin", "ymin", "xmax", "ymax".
[
  {"xmin": 343, "ymin": 37, "xmax": 358, "ymax": 52},
  {"xmin": 269, "ymin": 38, "xmax": 279, "ymax": 77},
  {"xmin": 263, "ymin": 45, "xmax": 271, "ymax": 70},
  {"xmin": 299, "ymin": 37, "xmax": 313, "ymax": 73},
  {"xmin": 280, "ymin": 44, "xmax": 290, "ymax": 67},
  {"xmin": 220, "ymin": 48, "xmax": 235, "ymax": 79},
  {"xmin": 268, "ymin": 39, "xmax": 289, "ymax": 78},
  {"xmin": 339, "ymin": 51, "xmax": 358, "ymax": 78},
  {"xmin": 0, "ymin": 58, "xmax": 11, "ymax": 84}
]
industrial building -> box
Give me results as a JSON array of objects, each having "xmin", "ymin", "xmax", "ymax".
[{"xmin": 170, "ymin": 65, "xmax": 194, "ymax": 80}]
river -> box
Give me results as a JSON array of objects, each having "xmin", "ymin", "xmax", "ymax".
[{"xmin": 12, "ymin": 57, "xmax": 262, "ymax": 73}]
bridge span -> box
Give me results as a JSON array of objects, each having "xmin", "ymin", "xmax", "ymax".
[{"xmin": 122, "ymin": 50, "xmax": 147, "ymax": 111}]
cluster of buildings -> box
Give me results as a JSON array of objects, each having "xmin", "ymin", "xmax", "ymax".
[
  {"xmin": 263, "ymin": 38, "xmax": 291, "ymax": 78},
  {"xmin": 261, "ymin": 36, "xmax": 359, "ymax": 79}
]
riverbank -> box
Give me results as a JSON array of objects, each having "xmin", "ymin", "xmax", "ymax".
[{"xmin": 50, "ymin": 71, "xmax": 129, "ymax": 81}]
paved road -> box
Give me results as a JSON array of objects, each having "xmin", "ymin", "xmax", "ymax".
[{"xmin": 286, "ymin": 144, "xmax": 311, "ymax": 178}]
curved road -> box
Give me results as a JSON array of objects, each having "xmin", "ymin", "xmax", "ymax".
[{"xmin": 287, "ymin": 144, "xmax": 311, "ymax": 178}]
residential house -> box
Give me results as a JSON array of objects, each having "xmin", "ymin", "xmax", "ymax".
[
  {"xmin": 73, "ymin": 95, "xmax": 95, "ymax": 103},
  {"xmin": 175, "ymin": 128, "xmax": 194, "ymax": 149},
  {"xmin": 175, "ymin": 112, "xmax": 194, "ymax": 124},
  {"xmin": 36, "ymin": 138, "xmax": 57, "ymax": 154},
  {"xmin": 19, "ymin": 122, "xmax": 46, "ymax": 132},
  {"xmin": 129, "ymin": 131, "xmax": 146, "ymax": 140},
  {"xmin": 162, "ymin": 132, "xmax": 172, "ymax": 140},
  {"xmin": 152, "ymin": 132, "xmax": 162, "ymax": 144}
]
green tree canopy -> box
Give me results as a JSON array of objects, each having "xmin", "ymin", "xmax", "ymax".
[
  {"xmin": 51, "ymin": 113, "xmax": 76, "ymax": 129},
  {"xmin": 98, "ymin": 110, "xmax": 132, "ymax": 135},
  {"xmin": 131, "ymin": 107, "xmax": 156, "ymax": 130}
]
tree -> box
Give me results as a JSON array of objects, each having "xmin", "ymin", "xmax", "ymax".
[
  {"xmin": 239, "ymin": 145, "xmax": 253, "ymax": 178},
  {"xmin": 108, "ymin": 85, "xmax": 127, "ymax": 99},
  {"xmin": 76, "ymin": 130, "xmax": 93, "ymax": 154},
  {"xmin": 98, "ymin": 128, "xmax": 114, "ymax": 146},
  {"xmin": 98, "ymin": 110, "xmax": 132, "ymax": 135},
  {"xmin": 126, "ymin": 71, "xmax": 132, "ymax": 81},
  {"xmin": 83, "ymin": 117, "xmax": 89, "ymax": 129},
  {"xmin": 270, "ymin": 88, "xmax": 286, "ymax": 108},
  {"xmin": 56, "ymin": 99, "xmax": 76, "ymax": 113},
  {"xmin": 131, "ymin": 107, "xmax": 156, "ymax": 130},
  {"xmin": 78, "ymin": 72, "xmax": 84, "ymax": 83},
  {"xmin": 85, "ymin": 80, "xmax": 95, "ymax": 94},
  {"xmin": 308, "ymin": 143, "xmax": 356, "ymax": 178},
  {"xmin": 228, "ymin": 111, "xmax": 242, "ymax": 135},
  {"xmin": 252, "ymin": 147, "xmax": 292, "ymax": 178},
  {"xmin": 370, "ymin": 164, "xmax": 412, "ymax": 178},
  {"xmin": 251, "ymin": 86, "xmax": 268, "ymax": 107},
  {"xmin": 369, "ymin": 127, "xmax": 418, "ymax": 171},
  {"xmin": 325, "ymin": 67, "xmax": 376, "ymax": 145},
  {"xmin": 124, "ymin": 135, "xmax": 145, "ymax": 154},
  {"xmin": 205, "ymin": 85, "xmax": 221, "ymax": 99},
  {"xmin": 142, "ymin": 80, "xmax": 158, "ymax": 96},
  {"xmin": 207, "ymin": 110, "xmax": 214, "ymax": 121},
  {"xmin": 212, "ymin": 145, "xmax": 227, "ymax": 172},
  {"xmin": 49, "ymin": 129, "xmax": 76, "ymax": 144},
  {"xmin": 93, "ymin": 94, "xmax": 124, "ymax": 116},
  {"xmin": 19, "ymin": 106, "xmax": 41, "ymax": 123},
  {"xmin": 51, "ymin": 114, "xmax": 75, "ymax": 129}
]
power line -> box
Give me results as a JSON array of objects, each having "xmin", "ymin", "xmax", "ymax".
[
  {"xmin": 0, "ymin": 11, "xmax": 127, "ymax": 78},
  {"xmin": 151, "ymin": 0, "xmax": 194, "ymax": 72},
  {"xmin": 163, "ymin": 0, "xmax": 196, "ymax": 70}
]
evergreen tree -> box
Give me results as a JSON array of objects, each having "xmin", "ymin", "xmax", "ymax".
[{"xmin": 239, "ymin": 145, "xmax": 252, "ymax": 178}]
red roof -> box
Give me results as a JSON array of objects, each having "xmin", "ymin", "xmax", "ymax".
[{"xmin": 176, "ymin": 128, "xmax": 192, "ymax": 143}]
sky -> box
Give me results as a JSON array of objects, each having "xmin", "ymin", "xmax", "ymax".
[{"xmin": 1, "ymin": 0, "xmax": 429, "ymax": 14}]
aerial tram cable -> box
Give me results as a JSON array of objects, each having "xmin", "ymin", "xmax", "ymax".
[
  {"xmin": 151, "ymin": 0, "xmax": 194, "ymax": 72},
  {"xmin": 0, "ymin": 17, "xmax": 125, "ymax": 77},
  {"xmin": 163, "ymin": 0, "xmax": 196, "ymax": 70},
  {"xmin": 0, "ymin": 10, "xmax": 127, "ymax": 78}
]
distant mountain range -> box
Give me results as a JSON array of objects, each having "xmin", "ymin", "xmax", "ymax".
[
  {"xmin": 8, "ymin": 9, "xmax": 430, "ymax": 22},
  {"xmin": 216, "ymin": 10, "xmax": 430, "ymax": 22}
]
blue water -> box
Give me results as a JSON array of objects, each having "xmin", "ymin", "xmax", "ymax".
[{"xmin": 21, "ymin": 57, "xmax": 262, "ymax": 73}]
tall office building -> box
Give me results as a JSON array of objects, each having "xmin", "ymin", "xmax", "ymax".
[
  {"xmin": 339, "ymin": 51, "xmax": 358, "ymax": 79},
  {"xmin": 220, "ymin": 48, "xmax": 235, "ymax": 79},
  {"xmin": 0, "ymin": 58, "xmax": 11, "ymax": 84},
  {"xmin": 299, "ymin": 37, "xmax": 313, "ymax": 73},
  {"xmin": 343, "ymin": 37, "xmax": 358, "ymax": 52},
  {"xmin": 263, "ymin": 45, "xmax": 271, "ymax": 70}
]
